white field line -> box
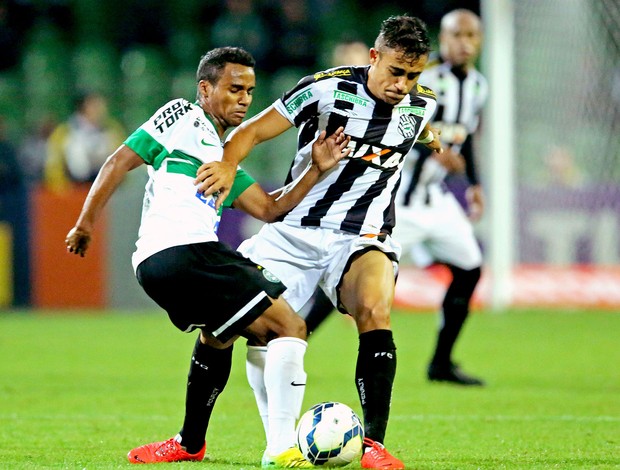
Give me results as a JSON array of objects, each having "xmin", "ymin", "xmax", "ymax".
[{"xmin": 391, "ymin": 414, "xmax": 620, "ymax": 423}]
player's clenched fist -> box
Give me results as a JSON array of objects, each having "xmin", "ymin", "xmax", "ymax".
[{"xmin": 65, "ymin": 226, "xmax": 91, "ymax": 257}]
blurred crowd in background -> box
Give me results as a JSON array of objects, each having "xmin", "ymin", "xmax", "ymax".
[
  {"xmin": 0, "ymin": 0, "xmax": 478, "ymax": 190},
  {"xmin": 2, "ymin": 0, "xmax": 618, "ymax": 311}
]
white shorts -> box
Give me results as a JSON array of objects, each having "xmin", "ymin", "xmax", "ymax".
[
  {"xmin": 237, "ymin": 223, "xmax": 401, "ymax": 313},
  {"xmin": 392, "ymin": 185, "xmax": 482, "ymax": 270}
]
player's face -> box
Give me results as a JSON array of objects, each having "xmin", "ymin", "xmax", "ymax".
[
  {"xmin": 440, "ymin": 14, "xmax": 482, "ymax": 67},
  {"xmin": 367, "ymin": 47, "xmax": 428, "ymax": 105},
  {"xmin": 206, "ymin": 63, "xmax": 256, "ymax": 130}
]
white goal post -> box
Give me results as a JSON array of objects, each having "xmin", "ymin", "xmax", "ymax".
[{"xmin": 480, "ymin": 0, "xmax": 516, "ymax": 310}]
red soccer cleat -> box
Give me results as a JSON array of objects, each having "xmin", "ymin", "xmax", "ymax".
[
  {"xmin": 127, "ymin": 436, "xmax": 205, "ymax": 464},
  {"xmin": 360, "ymin": 438, "xmax": 405, "ymax": 469}
]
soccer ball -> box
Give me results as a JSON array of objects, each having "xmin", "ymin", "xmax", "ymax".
[{"xmin": 296, "ymin": 402, "xmax": 364, "ymax": 467}]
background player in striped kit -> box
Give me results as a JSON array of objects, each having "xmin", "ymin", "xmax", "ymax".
[
  {"xmin": 393, "ymin": 9, "xmax": 487, "ymax": 386},
  {"xmin": 195, "ymin": 16, "xmax": 442, "ymax": 469},
  {"xmin": 65, "ymin": 47, "xmax": 350, "ymax": 467}
]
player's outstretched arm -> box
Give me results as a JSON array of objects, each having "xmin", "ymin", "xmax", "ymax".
[
  {"xmin": 466, "ymin": 184, "xmax": 485, "ymax": 222},
  {"xmin": 65, "ymin": 145, "xmax": 144, "ymax": 257},
  {"xmin": 233, "ymin": 127, "xmax": 351, "ymax": 222},
  {"xmin": 194, "ymin": 106, "xmax": 292, "ymax": 209},
  {"xmin": 433, "ymin": 147, "xmax": 466, "ymax": 173},
  {"xmin": 418, "ymin": 123, "xmax": 443, "ymax": 154}
]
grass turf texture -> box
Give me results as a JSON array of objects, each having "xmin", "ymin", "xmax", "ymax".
[{"xmin": 0, "ymin": 309, "xmax": 618, "ymax": 469}]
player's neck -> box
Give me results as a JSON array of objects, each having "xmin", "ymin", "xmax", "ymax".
[{"xmin": 448, "ymin": 62, "xmax": 471, "ymax": 80}]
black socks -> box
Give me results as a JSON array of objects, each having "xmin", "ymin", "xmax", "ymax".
[
  {"xmin": 355, "ymin": 329, "xmax": 397, "ymax": 445},
  {"xmin": 179, "ymin": 336, "xmax": 233, "ymax": 454},
  {"xmin": 431, "ymin": 266, "xmax": 481, "ymax": 366}
]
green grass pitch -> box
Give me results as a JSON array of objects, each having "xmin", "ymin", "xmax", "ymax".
[{"xmin": 1, "ymin": 308, "xmax": 618, "ymax": 469}]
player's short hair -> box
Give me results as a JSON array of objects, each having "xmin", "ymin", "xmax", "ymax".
[
  {"xmin": 196, "ymin": 47, "xmax": 256, "ymax": 85},
  {"xmin": 375, "ymin": 15, "xmax": 431, "ymax": 61}
]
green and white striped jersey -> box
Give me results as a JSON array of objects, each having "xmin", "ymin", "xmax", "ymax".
[{"xmin": 124, "ymin": 98, "xmax": 254, "ymax": 271}]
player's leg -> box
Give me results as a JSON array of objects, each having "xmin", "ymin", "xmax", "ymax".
[
  {"xmin": 427, "ymin": 264, "xmax": 483, "ymax": 385},
  {"xmin": 128, "ymin": 242, "xmax": 290, "ymax": 464},
  {"xmin": 246, "ymin": 343, "xmax": 269, "ymax": 434},
  {"xmin": 244, "ymin": 297, "xmax": 310, "ymax": 467},
  {"xmin": 237, "ymin": 223, "xmax": 323, "ymax": 459},
  {"xmin": 339, "ymin": 249, "xmax": 404, "ymax": 469},
  {"xmin": 127, "ymin": 330, "xmax": 235, "ymax": 464},
  {"xmin": 298, "ymin": 286, "xmax": 335, "ymax": 335},
  {"xmin": 426, "ymin": 195, "xmax": 484, "ymax": 385},
  {"xmin": 178, "ymin": 332, "xmax": 236, "ymax": 454}
]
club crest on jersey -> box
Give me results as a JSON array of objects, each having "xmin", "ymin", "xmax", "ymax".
[{"xmin": 397, "ymin": 113, "xmax": 418, "ymax": 139}]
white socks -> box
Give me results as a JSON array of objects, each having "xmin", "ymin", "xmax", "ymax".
[
  {"xmin": 246, "ymin": 345, "xmax": 269, "ymax": 436},
  {"xmin": 248, "ymin": 337, "xmax": 308, "ymax": 455}
]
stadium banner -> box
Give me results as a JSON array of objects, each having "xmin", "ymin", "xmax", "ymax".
[
  {"xmin": 394, "ymin": 265, "xmax": 620, "ymax": 310},
  {"xmin": 30, "ymin": 185, "xmax": 107, "ymax": 308},
  {"xmin": 518, "ymin": 185, "xmax": 620, "ymax": 265}
]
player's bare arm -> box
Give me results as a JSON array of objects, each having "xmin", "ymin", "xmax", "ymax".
[
  {"xmin": 466, "ymin": 184, "xmax": 485, "ymax": 222},
  {"xmin": 194, "ymin": 106, "xmax": 292, "ymax": 208},
  {"xmin": 433, "ymin": 147, "xmax": 466, "ymax": 173},
  {"xmin": 65, "ymin": 145, "xmax": 144, "ymax": 257},
  {"xmin": 233, "ymin": 128, "xmax": 351, "ymax": 222}
]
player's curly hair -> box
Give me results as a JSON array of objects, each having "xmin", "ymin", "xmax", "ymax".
[
  {"xmin": 196, "ymin": 47, "xmax": 256, "ymax": 85},
  {"xmin": 375, "ymin": 15, "xmax": 431, "ymax": 60}
]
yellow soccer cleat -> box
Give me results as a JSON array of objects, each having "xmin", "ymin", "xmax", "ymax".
[{"xmin": 261, "ymin": 446, "xmax": 313, "ymax": 468}]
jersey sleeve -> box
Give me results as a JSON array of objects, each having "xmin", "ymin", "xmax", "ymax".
[
  {"xmin": 223, "ymin": 168, "xmax": 256, "ymax": 208},
  {"xmin": 124, "ymin": 128, "xmax": 164, "ymax": 165},
  {"xmin": 124, "ymin": 99, "xmax": 195, "ymax": 167},
  {"xmin": 273, "ymin": 73, "xmax": 322, "ymax": 126}
]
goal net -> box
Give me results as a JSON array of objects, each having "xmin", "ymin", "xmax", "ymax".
[
  {"xmin": 491, "ymin": 0, "xmax": 620, "ymax": 308},
  {"xmin": 395, "ymin": 0, "xmax": 620, "ymax": 310}
]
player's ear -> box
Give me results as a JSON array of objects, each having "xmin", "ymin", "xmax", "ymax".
[
  {"xmin": 197, "ymin": 80, "xmax": 212, "ymax": 100},
  {"xmin": 369, "ymin": 48, "xmax": 380, "ymax": 64}
]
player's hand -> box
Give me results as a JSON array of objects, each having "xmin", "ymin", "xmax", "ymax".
[
  {"xmin": 466, "ymin": 185, "xmax": 485, "ymax": 222},
  {"xmin": 433, "ymin": 148, "xmax": 465, "ymax": 173},
  {"xmin": 419, "ymin": 125, "xmax": 443, "ymax": 154},
  {"xmin": 65, "ymin": 226, "xmax": 92, "ymax": 257},
  {"xmin": 194, "ymin": 160, "xmax": 236, "ymax": 209},
  {"xmin": 311, "ymin": 126, "xmax": 351, "ymax": 173}
]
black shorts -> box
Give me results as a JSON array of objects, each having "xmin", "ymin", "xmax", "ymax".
[{"xmin": 136, "ymin": 242, "xmax": 287, "ymax": 342}]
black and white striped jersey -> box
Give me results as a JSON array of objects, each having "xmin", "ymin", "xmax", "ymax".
[
  {"xmin": 272, "ymin": 65, "xmax": 437, "ymax": 235},
  {"xmin": 401, "ymin": 57, "xmax": 488, "ymax": 205}
]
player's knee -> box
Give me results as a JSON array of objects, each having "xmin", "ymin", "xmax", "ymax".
[
  {"xmin": 352, "ymin": 299, "xmax": 391, "ymax": 331},
  {"xmin": 278, "ymin": 312, "xmax": 307, "ymax": 340},
  {"xmin": 464, "ymin": 266, "xmax": 482, "ymax": 292},
  {"xmin": 200, "ymin": 331, "xmax": 236, "ymax": 349},
  {"xmin": 451, "ymin": 265, "xmax": 481, "ymax": 293}
]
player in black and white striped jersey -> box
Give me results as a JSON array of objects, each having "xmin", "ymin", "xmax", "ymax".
[
  {"xmin": 393, "ymin": 9, "xmax": 488, "ymax": 386},
  {"xmin": 196, "ymin": 16, "xmax": 441, "ymax": 469}
]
